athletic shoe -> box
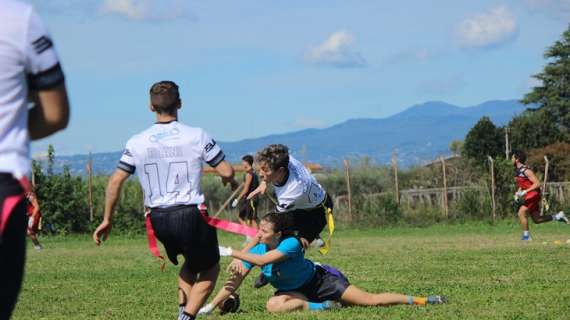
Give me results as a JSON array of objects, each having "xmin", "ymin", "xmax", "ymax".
[
  {"xmin": 555, "ymin": 211, "xmax": 569, "ymax": 224},
  {"xmin": 311, "ymin": 238, "xmax": 325, "ymax": 248},
  {"xmin": 427, "ymin": 295, "xmax": 447, "ymax": 304},
  {"xmin": 254, "ymin": 273, "xmax": 269, "ymax": 289},
  {"xmin": 322, "ymin": 300, "xmax": 342, "ymax": 310},
  {"xmin": 34, "ymin": 245, "xmax": 43, "ymax": 251},
  {"xmin": 521, "ymin": 234, "xmax": 532, "ymax": 241}
]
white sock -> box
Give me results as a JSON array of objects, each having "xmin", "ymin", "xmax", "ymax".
[
  {"xmin": 554, "ymin": 211, "xmax": 564, "ymax": 220},
  {"xmin": 523, "ymin": 231, "xmax": 530, "ymax": 236}
]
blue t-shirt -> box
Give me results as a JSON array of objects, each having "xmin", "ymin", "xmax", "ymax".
[{"xmin": 242, "ymin": 237, "xmax": 315, "ymax": 291}]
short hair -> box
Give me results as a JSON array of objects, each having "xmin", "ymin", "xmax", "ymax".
[
  {"xmin": 255, "ymin": 144, "xmax": 289, "ymax": 171},
  {"xmin": 260, "ymin": 212, "xmax": 294, "ymax": 236},
  {"xmin": 241, "ymin": 155, "xmax": 254, "ymax": 166},
  {"xmin": 511, "ymin": 149, "xmax": 527, "ymax": 164},
  {"xmin": 149, "ymin": 81, "xmax": 180, "ymax": 115}
]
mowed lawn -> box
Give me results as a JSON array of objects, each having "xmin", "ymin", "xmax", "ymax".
[{"xmin": 13, "ymin": 221, "xmax": 570, "ymax": 320}]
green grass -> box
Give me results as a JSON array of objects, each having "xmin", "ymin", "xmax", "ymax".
[{"xmin": 13, "ymin": 221, "xmax": 570, "ymax": 320}]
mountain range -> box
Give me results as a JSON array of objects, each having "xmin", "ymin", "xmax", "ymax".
[{"xmin": 48, "ymin": 99, "xmax": 527, "ymax": 175}]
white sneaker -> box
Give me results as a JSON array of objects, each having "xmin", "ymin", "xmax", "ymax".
[
  {"xmin": 555, "ymin": 211, "xmax": 569, "ymax": 224},
  {"xmin": 34, "ymin": 245, "xmax": 43, "ymax": 251},
  {"xmin": 198, "ymin": 303, "xmax": 214, "ymax": 315},
  {"xmin": 311, "ymin": 238, "xmax": 325, "ymax": 248}
]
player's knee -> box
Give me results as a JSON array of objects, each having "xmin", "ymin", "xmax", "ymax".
[{"xmin": 266, "ymin": 297, "xmax": 284, "ymax": 313}]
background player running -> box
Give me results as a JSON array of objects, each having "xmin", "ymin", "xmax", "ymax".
[{"xmin": 511, "ymin": 150, "xmax": 568, "ymax": 241}]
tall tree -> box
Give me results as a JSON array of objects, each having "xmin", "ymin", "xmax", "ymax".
[
  {"xmin": 522, "ymin": 24, "xmax": 570, "ymax": 134},
  {"xmin": 462, "ymin": 116, "xmax": 503, "ymax": 163},
  {"xmin": 508, "ymin": 109, "xmax": 563, "ymax": 150}
]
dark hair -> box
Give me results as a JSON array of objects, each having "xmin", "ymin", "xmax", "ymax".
[
  {"xmin": 149, "ymin": 81, "xmax": 180, "ymax": 115},
  {"xmin": 241, "ymin": 155, "xmax": 254, "ymax": 166},
  {"xmin": 260, "ymin": 212, "xmax": 294, "ymax": 236},
  {"xmin": 255, "ymin": 144, "xmax": 289, "ymax": 171},
  {"xmin": 511, "ymin": 149, "xmax": 527, "ymax": 164}
]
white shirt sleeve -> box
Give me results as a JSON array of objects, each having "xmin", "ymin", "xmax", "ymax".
[
  {"xmin": 24, "ymin": 7, "xmax": 64, "ymax": 90},
  {"xmin": 117, "ymin": 140, "xmax": 136, "ymax": 174},
  {"xmin": 200, "ymin": 130, "xmax": 225, "ymax": 167}
]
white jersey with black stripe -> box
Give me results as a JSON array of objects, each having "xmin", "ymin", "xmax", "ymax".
[
  {"xmin": 274, "ymin": 156, "xmax": 326, "ymax": 212},
  {"xmin": 117, "ymin": 121, "xmax": 225, "ymax": 208},
  {"xmin": 0, "ymin": 0, "xmax": 65, "ymax": 177}
]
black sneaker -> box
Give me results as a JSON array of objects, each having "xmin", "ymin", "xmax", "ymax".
[{"xmin": 254, "ymin": 273, "xmax": 269, "ymax": 289}]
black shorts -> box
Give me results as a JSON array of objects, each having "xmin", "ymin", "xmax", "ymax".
[
  {"xmin": 150, "ymin": 205, "xmax": 219, "ymax": 273},
  {"xmin": 238, "ymin": 199, "xmax": 258, "ymax": 221},
  {"xmin": 287, "ymin": 193, "xmax": 332, "ymax": 243},
  {"xmin": 277, "ymin": 264, "xmax": 350, "ymax": 302},
  {"xmin": 0, "ymin": 174, "xmax": 27, "ymax": 319}
]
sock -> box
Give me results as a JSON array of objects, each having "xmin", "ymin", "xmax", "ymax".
[
  {"xmin": 523, "ymin": 230, "xmax": 529, "ymax": 237},
  {"xmin": 178, "ymin": 311, "xmax": 195, "ymax": 320},
  {"xmin": 178, "ymin": 304, "xmax": 185, "ymax": 318},
  {"xmin": 308, "ymin": 302, "xmax": 328, "ymax": 311},
  {"xmin": 199, "ymin": 303, "xmax": 215, "ymax": 314},
  {"xmin": 554, "ymin": 212, "xmax": 563, "ymax": 220},
  {"xmin": 408, "ymin": 296, "xmax": 427, "ymax": 305}
]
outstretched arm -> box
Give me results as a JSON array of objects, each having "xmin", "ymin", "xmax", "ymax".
[
  {"xmin": 224, "ymin": 247, "xmax": 288, "ymax": 267},
  {"xmin": 92, "ymin": 169, "xmax": 130, "ymax": 245}
]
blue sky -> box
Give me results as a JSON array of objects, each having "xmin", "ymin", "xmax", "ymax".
[{"xmin": 27, "ymin": 0, "xmax": 570, "ymax": 156}]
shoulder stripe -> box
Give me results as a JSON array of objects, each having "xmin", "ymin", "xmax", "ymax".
[
  {"xmin": 32, "ymin": 36, "xmax": 53, "ymax": 54},
  {"xmin": 117, "ymin": 161, "xmax": 135, "ymax": 174},
  {"xmin": 207, "ymin": 151, "xmax": 225, "ymax": 167}
]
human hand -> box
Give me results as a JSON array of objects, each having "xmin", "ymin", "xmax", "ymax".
[
  {"xmin": 515, "ymin": 190, "xmax": 527, "ymax": 199},
  {"xmin": 226, "ymin": 258, "xmax": 246, "ymax": 275},
  {"xmin": 231, "ymin": 198, "xmax": 239, "ymax": 208},
  {"xmin": 219, "ymin": 246, "xmax": 233, "ymax": 257},
  {"xmin": 247, "ymin": 181, "xmax": 267, "ymax": 200},
  {"xmin": 93, "ymin": 220, "xmax": 112, "ymax": 245}
]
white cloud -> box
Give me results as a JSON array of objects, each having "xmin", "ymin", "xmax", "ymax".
[
  {"xmin": 524, "ymin": 0, "xmax": 570, "ymax": 18},
  {"xmin": 100, "ymin": 0, "xmax": 195, "ymax": 21},
  {"xmin": 304, "ymin": 30, "xmax": 367, "ymax": 68},
  {"xmin": 292, "ymin": 117, "xmax": 326, "ymax": 129},
  {"xmin": 457, "ymin": 6, "xmax": 518, "ymax": 49}
]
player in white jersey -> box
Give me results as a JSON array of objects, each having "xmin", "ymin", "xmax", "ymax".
[
  {"xmin": 249, "ymin": 144, "xmax": 332, "ymax": 247},
  {"xmin": 0, "ymin": 1, "xmax": 70, "ymax": 318},
  {"xmin": 93, "ymin": 81, "xmax": 238, "ymax": 320}
]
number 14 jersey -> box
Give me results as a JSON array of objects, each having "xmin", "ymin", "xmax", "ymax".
[{"xmin": 117, "ymin": 121, "xmax": 225, "ymax": 208}]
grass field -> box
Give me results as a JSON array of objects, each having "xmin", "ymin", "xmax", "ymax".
[{"xmin": 12, "ymin": 221, "xmax": 570, "ymax": 320}]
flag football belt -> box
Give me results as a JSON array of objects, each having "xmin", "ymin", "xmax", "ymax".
[
  {"xmin": 319, "ymin": 194, "xmax": 335, "ymax": 255},
  {"xmin": 0, "ymin": 176, "xmax": 32, "ymax": 243},
  {"xmin": 145, "ymin": 203, "xmax": 257, "ymax": 270}
]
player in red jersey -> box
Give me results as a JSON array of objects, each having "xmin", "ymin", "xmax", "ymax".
[{"xmin": 512, "ymin": 150, "xmax": 568, "ymax": 241}]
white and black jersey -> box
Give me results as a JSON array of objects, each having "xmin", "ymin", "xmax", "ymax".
[
  {"xmin": 0, "ymin": 0, "xmax": 65, "ymax": 177},
  {"xmin": 117, "ymin": 121, "xmax": 225, "ymax": 208},
  {"xmin": 274, "ymin": 156, "xmax": 326, "ymax": 212}
]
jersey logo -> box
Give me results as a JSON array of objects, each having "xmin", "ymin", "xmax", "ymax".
[
  {"xmin": 32, "ymin": 36, "xmax": 53, "ymax": 55},
  {"xmin": 123, "ymin": 148, "xmax": 133, "ymax": 157},
  {"xmin": 204, "ymin": 139, "xmax": 217, "ymax": 153}
]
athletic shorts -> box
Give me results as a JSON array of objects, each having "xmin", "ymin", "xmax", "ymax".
[
  {"xmin": 0, "ymin": 173, "xmax": 27, "ymax": 319},
  {"xmin": 238, "ymin": 199, "xmax": 257, "ymax": 221},
  {"xmin": 149, "ymin": 204, "xmax": 219, "ymax": 273},
  {"xmin": 276, "ymin": 264, "xmax": 350, "ymax": 302},
  {"xmin": 286, "ymin": 193, "xmax": 332, "ymax": 243},
  {"xmin": 523, "ymin": 194, "xmax": 541, "ymax": 214}
]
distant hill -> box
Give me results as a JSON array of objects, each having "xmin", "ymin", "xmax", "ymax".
[{"xmin": 47, "ymin": 99, "xmax": 527, "ymax": 175}]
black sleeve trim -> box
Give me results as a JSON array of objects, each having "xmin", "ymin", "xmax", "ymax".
[
  {"xmin": 117, "ymin": 161, "xmax": 135, "ymax": 174},
  {"xmin": 207, "ymin": 151, "xmax": 225, "ymax": 168},
  {"xmin": 27, "ymin": 63, "xmax": 65, "ymax": 90}
]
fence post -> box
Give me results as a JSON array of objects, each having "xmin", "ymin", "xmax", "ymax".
[
  {"xmin": 343, "ymin": 159, "xmax": 353, "ymax": 222},
  {"xmin": 440, "ymin": 156, "xmax": 449, "ymax": 218},
  {"xmin": 392, "ymin": 151, "xmax": 400, "ymax": 206},
  {"xmin": 505, "ymin": 127, "xmax": 510, "ymax": 160},
  {"xmin": 487, "ymin": 156, "xmax": 496, "ymax": 224},
  {"xmin": 541, "ymin": 155, "xmax": 550, "ymax": 215},
  {"xmin": 86, "ymin": 152, "xmax": 94, "ymax": 222}
]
